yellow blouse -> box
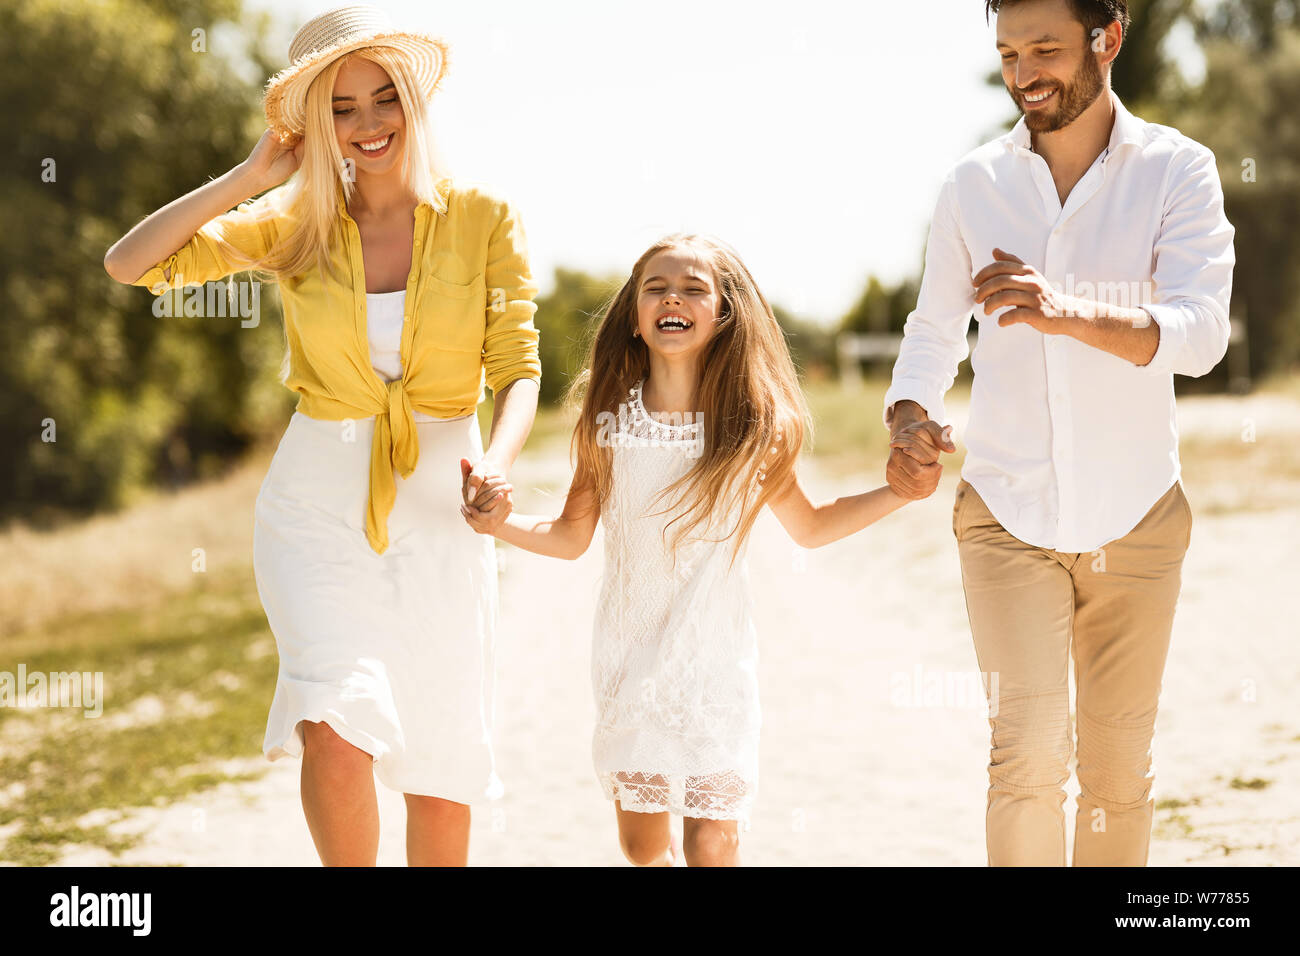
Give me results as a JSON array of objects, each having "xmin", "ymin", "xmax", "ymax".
[{"xmin": 132, "ymin": 177, "xmax": 541, "ymax": 555}]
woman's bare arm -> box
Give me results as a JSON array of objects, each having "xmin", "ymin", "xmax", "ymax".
[{"xmin": 103, "ymin": 129, "xmax": 301, "ymax": 284}]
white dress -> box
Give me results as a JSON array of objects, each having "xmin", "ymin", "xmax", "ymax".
[
  {"xmin": 253, "ymin": 290, "xmax": 503, "ymax": 802},
  {"xmin": 591, "ymin": 378, "xmax": 762, "ymax": 821}
]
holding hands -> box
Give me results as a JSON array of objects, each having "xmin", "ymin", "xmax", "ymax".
[
  {"xmin": 459, "ymin": 457, "xmax": 513, "ymax": 533},
  {"xmin": 886, "ymin": 401, "xmax": 956, "ymax": 501}
]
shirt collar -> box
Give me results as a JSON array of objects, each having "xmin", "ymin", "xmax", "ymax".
[{"xmin": 1004, "ymin": 89, "xmax": 1146, "ymax": 158}]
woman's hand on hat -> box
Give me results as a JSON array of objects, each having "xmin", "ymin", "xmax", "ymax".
[{"xmin": 239, "ymin": 128, "xmax": 304, "ymax": 193}]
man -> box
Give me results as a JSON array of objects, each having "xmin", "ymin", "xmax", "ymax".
[{"xmin": 884, "ymin": 0, "xmax": 1234, "ymax": 866}]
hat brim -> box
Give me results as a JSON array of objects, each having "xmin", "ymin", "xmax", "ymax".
[{"xmin": 263, "ymin": 30, "xmax": 449, "ymax": 139}]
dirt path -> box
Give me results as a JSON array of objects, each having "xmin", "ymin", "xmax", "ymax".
[{"xmin": 48, "ymin": 393, "xmax": 1300, "ymax": 866}]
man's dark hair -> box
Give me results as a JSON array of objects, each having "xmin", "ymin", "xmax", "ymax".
[{"xmin": 985, "ymin": 0, "xmax": 1131, "ymax": 35}]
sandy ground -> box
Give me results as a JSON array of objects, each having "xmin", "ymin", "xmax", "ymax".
[{"xmin": 45, "ymin": 391, "xmax": 1300, "ymax": 866}]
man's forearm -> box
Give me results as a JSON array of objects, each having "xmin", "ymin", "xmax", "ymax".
[{"xmin": 1061, "ymin": 302, "xmax": 1161, "ymax": 367}]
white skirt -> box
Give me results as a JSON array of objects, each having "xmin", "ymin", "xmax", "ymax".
[{"xmin": 253, "ymin": 409, "xmax": 502, "ymax": 803}]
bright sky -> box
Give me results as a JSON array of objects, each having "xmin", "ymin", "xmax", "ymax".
[{"xmin": 256, "ymin": 0, "xmax": 1012, "ymax": 323}]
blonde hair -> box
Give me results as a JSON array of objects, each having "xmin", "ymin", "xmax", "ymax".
[
  {"xmin": 192, "ymin": 46, "xmax": 449, "ymax": 384},
  {"xmin": 565, "ymin": 235, "xmax": 811, "ymax": 570},
  {"xmin": 196, "ymin": 51, "xmax": 446, "ymax": 276}
]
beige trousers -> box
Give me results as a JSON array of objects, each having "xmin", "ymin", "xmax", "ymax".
[{"xmin": 952, "ymin": 478, "xmax": 1192, "ymax": 866}]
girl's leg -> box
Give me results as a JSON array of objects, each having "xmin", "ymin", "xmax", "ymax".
[
  {"xmin": 300, "ymin": 719, "xmax": 380, "ymax": 866},
  {"xmin": 614, "ymin": 802, "xmax": 675, "ymax": 866},
  {"xmin": 682, "ymin": 817, "xmax": 740, "ymax": 867},
  {"xmin": 404, "ymin": 795, "xmax": 471, "ymax": 866}
]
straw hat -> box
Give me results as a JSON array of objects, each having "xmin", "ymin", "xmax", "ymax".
[{"xmin": 262, "ymin": 3, "xmax": 449, "ymax": 139}]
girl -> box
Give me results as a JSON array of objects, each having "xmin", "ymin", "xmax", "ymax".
[
  {"xmin": 461, "ymin": 234, "xmax": 923, "ymax": 866},
  {"xmin": 103, "ymin": 4, "xmax": 541, "ymax": 866}
]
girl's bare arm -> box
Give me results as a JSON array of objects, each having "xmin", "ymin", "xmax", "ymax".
[
  {"xmin": 463, "ymin": 464, "xmax": 601, "ymax": 561},
  {"xmin": 766, "ymin": 464, "xmax": 910, "ymax": 549}
]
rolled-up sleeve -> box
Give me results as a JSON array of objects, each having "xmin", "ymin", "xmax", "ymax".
[
  {"xmin": 481, "ymin": 195, "xmax": 541, "ymax": 394},
  {"xmin": 129, "ymin": 195, "xmax": 281, "ymax": 295},
  {"xmin": 1139, "ymin": 145, "xmax": 1235, "ymax": 377},
  {"xmin": 882, "ymin": 174, "xmax": 975, "ymax": 430}
]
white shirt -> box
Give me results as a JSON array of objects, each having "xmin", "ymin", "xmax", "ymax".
[{"xmin": 883, "ymin": 91, "xmax": 1235, "ymax": 553}]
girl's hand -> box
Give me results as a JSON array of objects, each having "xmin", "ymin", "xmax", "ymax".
[
  {"xmin": 460, "ymin": 457, "xmax": 511, "ymax": 510},
  {"xmin": 240, "ymin": 128, "xmax": 303, "ymax": 193},
  {"xmin": 461, "ymin": 491, "xmax": 512, "ymax": 535}
]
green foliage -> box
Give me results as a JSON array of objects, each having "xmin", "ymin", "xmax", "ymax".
[
  {"xmin": 1166, "ymin": 4, "xmax": 1300, "ymax": 379},
  {"xmin": 0, "ymin": 0, "xmax": 290, "ymax": 527},
  {"xmin": 531, "ymin": 268, "xmax": 621, "ymax": 405}
]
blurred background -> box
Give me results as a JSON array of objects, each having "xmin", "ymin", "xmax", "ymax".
[{"xmin": 1, "ymin": 0, "xmax": 1297, "ymax": 866}]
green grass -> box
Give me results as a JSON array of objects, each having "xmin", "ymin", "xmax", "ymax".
[
  {"xmin": 1228, "ymin": 777, "xmax": 1272, "ymax": 791},
  {"xmin": 0, "ymin": 569, "xmax": 278, "ymax": 864}
]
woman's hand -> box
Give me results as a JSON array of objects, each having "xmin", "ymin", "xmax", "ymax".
[
  {"xmin": 461, "ymin": 493, "xmax": 513, "ymax": 535},
  {"xmin": 460, "ymin": 457, "xmax": 512, "ymax": 510},
  {"xmin": 240, "ymin": 128, "xmax": 304, "ymax": 194},
  {"xmin": 459, "ymin": 458, "xmax": 513, "ymax": 534}
]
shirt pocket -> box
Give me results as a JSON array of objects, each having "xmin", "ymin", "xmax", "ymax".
[{"xmin": 417, "ymin": 271, "xmax": 487, "ymax": 354}]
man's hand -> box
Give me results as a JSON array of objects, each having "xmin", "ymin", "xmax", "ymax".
[
  {"xmin": 973, "ymin": 248, "xmax": 1091, "ymax": 334},
  {"xmin": 460, "ymin": 457, "xmax": 513, "ymax": 512},
  {"xmin": 886, "ymin": 401, "xmax": 955, "ymax": 500}
]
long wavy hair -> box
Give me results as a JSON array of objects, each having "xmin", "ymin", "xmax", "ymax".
[{"xmin": 565, "ymin": 234, "xmax": 811, "ymax": 570}]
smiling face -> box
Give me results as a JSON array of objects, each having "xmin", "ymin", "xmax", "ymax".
[
  {"xmin": 635, "ymin": 246, "xmax": 722, "ymax": 358},
  {"xmin": 331, "ymin": 56, "xmax": 406, "ymax": 176},
  {"xmin": 996, "ymin": 0, "xmax": 1109, "ymax": 134}
]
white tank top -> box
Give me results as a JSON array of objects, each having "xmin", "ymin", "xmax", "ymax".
[
  {"xmin": 366, "ymin": 290, "xmax": 471, "ymax": 424},
  {"xmin": 366, "ymin": 290, "xmax": 407, "ymax": 383}
]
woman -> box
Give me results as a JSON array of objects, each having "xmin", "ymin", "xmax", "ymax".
[{"xmin": 103, "ymin": 4, "xmax": 541, "ymax": 866}]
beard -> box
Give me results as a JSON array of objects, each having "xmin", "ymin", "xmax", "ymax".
[{"xmin": 1010, "ymin": 48, "xmax": 1105, "ymax": 134}]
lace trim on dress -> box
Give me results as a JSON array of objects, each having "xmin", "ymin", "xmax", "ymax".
[
  {"xmin": 623, "ymin": 378, "xmax": 703, "ymax": 446},
  {"xmin": 599, "ymin": 770, "xmax": 754, "ymax": 821}
]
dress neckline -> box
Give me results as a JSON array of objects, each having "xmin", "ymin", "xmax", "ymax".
[{"xmin": 629, "ymin": 378, "xmax": 701, "ymax": 435}]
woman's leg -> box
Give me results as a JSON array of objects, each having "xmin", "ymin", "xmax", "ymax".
[
  {"xmin": 682, "ymin": 817, "xmax": 740, "ymax": 867},
  {"xmin": 404, "ymin": 795, "xmax": 471, "ymax": 866},
  {"xmin": 614, "ymin": 802, "xmax": 675, "ymax": 866},
  {"xmin": 300, "ymin": 719, "xmax": 380, "ymax": 866}
]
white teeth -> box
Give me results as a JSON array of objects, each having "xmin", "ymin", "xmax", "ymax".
[
  {"xmin": 358, "ymin": 134, "xmax": 391, "ymax": 151},
  {"xmin": 656, "ymin": 315, "xmax": 691, "ymax": 331},
  {"xmin": 1025, "ymin": 89, "xmax": 1053, "ymax": 103}
]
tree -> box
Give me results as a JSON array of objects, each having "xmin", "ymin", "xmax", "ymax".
[{"xmin": 0, "ymin": 0, "xmax": 288, "ymax": 526}]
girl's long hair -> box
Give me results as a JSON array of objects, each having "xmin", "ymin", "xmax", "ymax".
[{"xmin": 565, "ymin": 234, "xmax": 811, "ymax": 570}]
